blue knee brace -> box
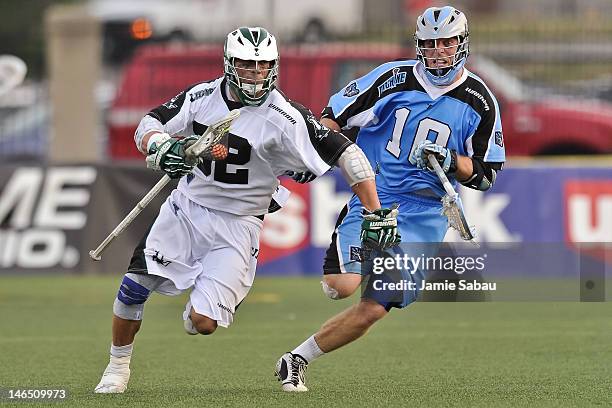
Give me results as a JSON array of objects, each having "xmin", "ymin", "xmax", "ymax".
[{"xmin": 117, "ymin": 275, "xmax": 151, "ymax": 305}]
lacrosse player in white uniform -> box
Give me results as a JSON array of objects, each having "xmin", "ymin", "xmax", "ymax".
[{"xmin": 94, "ymin": 26, "xmax": 400, "ymax": 394}]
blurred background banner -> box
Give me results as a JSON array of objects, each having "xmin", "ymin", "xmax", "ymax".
[
  {"xmin": 0, "ymin": 0, "xmax": 611, "ymax": 276},
  {"xmin": 0, "ymin": 164, "xmax": 175, "ymax": 275},
  {"xmin": 259, "ymin": 164, "xmax": 612, "ymax": 275},
  {"xmin": 0, "ymin": 164, "xmax": 609, "ymax": 275}
]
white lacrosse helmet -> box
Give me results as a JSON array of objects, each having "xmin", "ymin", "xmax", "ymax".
[
  {"xmin": 414, "ymin": 6, "xmax": 469, "ymax": 86},
  {"xmin": 224, "ymin": 27, "xmax": 279, "ymax": 106},
  {"xmin": 0, "ymin": 55, "xmax": 26, "ymax": 96}
]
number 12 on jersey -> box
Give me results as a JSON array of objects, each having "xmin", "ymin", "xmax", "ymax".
[{"xmin": 385, "ymin": 107, "xmax": 451, "ymax": 161}]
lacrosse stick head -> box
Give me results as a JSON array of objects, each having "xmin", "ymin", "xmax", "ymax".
[
  {"xmin": 185, "ymin": 109, "xmax": 240, "ymax": 160},
  {"xmin": 441, "ymin": 192, "xmax": 477, "ymax": 243}
]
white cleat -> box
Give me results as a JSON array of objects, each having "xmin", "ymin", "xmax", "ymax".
[
  {"xmin": 275, "ymin": 352, "xmax": 309, "ymax": 392},
  {"xmin": 183, "ymin": 300, "xmax": 198, "ymax": 335},
  {"xmin": 94, "ymin": 358, "xmax": 131, "ymax": 393}
]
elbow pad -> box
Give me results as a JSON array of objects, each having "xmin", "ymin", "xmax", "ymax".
[
  {"xmin": 337, "ymin": 144, "xmax": 375, "ymax": 187},
  {"xmin": 460, "ymin": 158, "xmax": 502, "ymax": 191}
]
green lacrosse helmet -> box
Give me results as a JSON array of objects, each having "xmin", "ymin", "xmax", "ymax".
[{"xmin": 224, "ymin": 27, "xmax": 279, "ymax": 106}]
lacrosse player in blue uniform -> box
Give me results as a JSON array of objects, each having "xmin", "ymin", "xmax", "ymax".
[{"xmin": 276, "ymin": 6, "xmax": 506, "ymax": 391}]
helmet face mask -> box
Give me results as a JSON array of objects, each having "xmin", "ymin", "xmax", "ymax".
[
  {"xmin": 224, "ymin": 27, "xmax": 279, "ymax": 106},
  {"xmin": 414, "ymin": 6, "xmax": 470, "ymax": 86},
  {"xmin": 225, "ymin": 58, "xmax": 277, "ymax": 104}
]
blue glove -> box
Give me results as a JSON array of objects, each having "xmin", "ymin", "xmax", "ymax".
[
  {"xmin": 284, "ymin": 170, "xmax": 317, "ymax": 184},
  {"xmin": 411, "ymin": 140, "xmax": 456, "ymax": 174}
]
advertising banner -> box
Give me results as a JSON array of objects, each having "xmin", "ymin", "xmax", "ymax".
[
  {"xmin": 0, "ymin": 163, "xmax": 610, "ymax": 276},
  {"xmin": 0, "ymin": 164, "xmax": 175, "ymax": 275},
  {"xmin": 258, "ymin": 165, "xmax": 612, "ymax": 275}
]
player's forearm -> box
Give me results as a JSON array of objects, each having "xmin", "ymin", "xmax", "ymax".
[
  {"xmin": 454, "ymin": 155, "xmax": 502, "ymax": 191},
  {"xmin": 135, "ymin": 114, "xmax": 167, "ymax": 155},
  {"xmin": 351, "ymin": 179, "xmax": 380, "ymax": 211},
  {"xmin": 138, "ymin": 131, "xmax": 166, "ymax": 156},
  {"xmin": 321, "ymin": 117, "xmax": 341, "ymax": 132},
  {"xmin": 454, "ymin": 154, "xmax": 473, "ymax": 182}
]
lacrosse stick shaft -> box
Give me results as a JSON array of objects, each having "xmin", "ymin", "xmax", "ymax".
[
  {"xmin": 428, "ymin": 155, "xmax": 457, "ymax": 197},
  {"xmin": 427, "ymin": 155, "xmax": 478, "ymax": 243},
  {"xmin": 89, "ymin": 109, "xmax": 240, "ymax": 261},
  {"xmin": 88, "ymin": 175, "xmax": 171, "ymax": 261}
]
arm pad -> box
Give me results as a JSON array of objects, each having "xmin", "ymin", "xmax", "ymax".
[
  {"xmin": 336, "ymin": 143, "xmax": 375, "ymax": 187},
  {"xmin": 460, "ymin": 157, "xmax": 503, "ymax": 191}
]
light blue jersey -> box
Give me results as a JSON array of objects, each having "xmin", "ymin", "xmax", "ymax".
[
  {"xmin": 322, "ymin": 60, "xmax": 506, "ymax": 309},
  {"xmin": 322, "ymin": 60, "xmax": 505, "ymax": 198}
]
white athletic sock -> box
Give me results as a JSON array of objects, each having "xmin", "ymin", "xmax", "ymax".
[
  {"xmin": 291, "ymin": 335, "xmax": 324, "ymax": 363},
  {"xmin": 110, "ymin": 343, "xmax": 133, "ymax": 364}
]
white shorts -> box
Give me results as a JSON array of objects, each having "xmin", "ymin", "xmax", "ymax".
[{"xmin": 128, "ymin": 189, "xmax": 263, "ymax": 327}]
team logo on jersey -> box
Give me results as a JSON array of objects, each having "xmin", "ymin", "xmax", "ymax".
[
  {"xmin": 495, "ymin": 131, "xmax": 504, "ymax": 147},
  {"xmin": 343, "ymin": 82, "xmax": 360, "ymax": 97},
  {"xmin": 251, "ymin": 247, "xmax": 259, "ymax": 259},
  {"xmin": 162, "ymin": 92, "xmax": 184, "ymax": 110},
  {"xmin": 189, "ymin": 88, "xmax": 214, "ymax": 102},
  {"xmin": 350, "ymin": 246, "xmax": 363, "ymax": 262},
  {"xmin": 151, "ymin": 251, "xmax": 172, "ymax": 267},
  {"xmin": 306, "ymin": 115, "xmax": 331, "ymax": 140},
  {"xmin": 377, "ymin": 68, "xmax": 407, "ymax": 96}
]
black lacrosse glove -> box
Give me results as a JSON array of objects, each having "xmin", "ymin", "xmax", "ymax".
[
  {"xmin": 146, "ymin": 135, "xmax": 199, "ymax": 179},
  {"xmin": 360, "ymin": 204, "xmax": 401, "ymax": 250},
  {"xmin": 284, "ymin": 170, "xmax": 317, "ymax": 184}
]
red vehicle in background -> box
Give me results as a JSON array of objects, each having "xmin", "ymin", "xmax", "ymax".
[{"xmin": 108, "ymin": 44, "xmax": 612, "ymax": 159}]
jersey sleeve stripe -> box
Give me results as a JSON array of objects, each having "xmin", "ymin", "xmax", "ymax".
[
  {"xmin": 467, "ymin": 72, "xmax": 505, "ymax": 162},
  {"xmin": 346, "ymin": 106, "xmax": 377, "ymax": 129},
  {"xmin": 447, "ymin": 74, "xmax": 504, "ymax": 162},
  {"xmin": 289, "ymin": 100, "xmax": 353, "ymax": 167}
]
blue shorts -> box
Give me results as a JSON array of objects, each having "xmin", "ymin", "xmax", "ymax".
[{"xmin": 322, "ymin": 192, "xmax": 448, "ymax": 309}]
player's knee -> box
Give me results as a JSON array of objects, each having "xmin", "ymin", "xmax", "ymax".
[
  {"xmin": 321, "ymin": 280, "xmax": 342, "ymax": 299},
  {"xmin": 322, "ymin": 274, "xmax": 361, "ymax": 299},
  {"xmin": 190, "ymin": 313, "xmax": 218, "ymax": 335},
  {"xmin": 355, "ymin": 300, "xmax": 387, "ymax": 329},
  {"xmin": 113, "ymin": 274, "xmax": 153, "ymax": 320}
]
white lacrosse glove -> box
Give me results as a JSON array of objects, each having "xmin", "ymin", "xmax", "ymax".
[{"xmin": 411, "ymin": 140, "xmax": 457, "ymax": 174}]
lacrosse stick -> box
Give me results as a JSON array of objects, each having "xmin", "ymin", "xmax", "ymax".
[
  {"xmin": 89, "ymin": 109, "xmax": 240, "ymax": 261},
  {"xmin": 427, "ymin": 155, "xmax": 477, "ymax": 244}
]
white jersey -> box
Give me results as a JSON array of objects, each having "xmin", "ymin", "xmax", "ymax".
[{"xmin": 135, "ymin": 77, "xmax": 352, "ymax": 216}]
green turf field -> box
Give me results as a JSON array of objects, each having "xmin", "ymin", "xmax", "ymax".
[{"xmin": 1, "ymin": 275, "xmax": 611, "ymax": 407}]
